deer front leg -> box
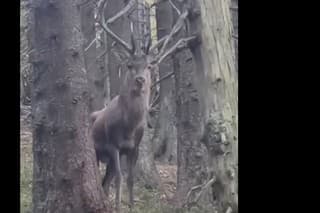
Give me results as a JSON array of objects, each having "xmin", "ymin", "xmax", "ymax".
[
  {"xmin": 102, "ymin": 161, "xmax": 114, "ymax": 200},
  {"xmin": 112, "ymin": 149, "xmax": 122, "ymax": 213},
  {"xmin": 126, "ymin": 148, "xmax": 138, "ymax": 209}
]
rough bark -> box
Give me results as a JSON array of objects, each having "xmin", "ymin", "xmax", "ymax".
[
  {"xmin": 135, "ymin": 123, "xmax": 162, "ymax": 189},
  {"xmin": 81, "ymin": 2, "xmax": 107, "ymax": 112},
  {"xmin": 174, "ymin": 48, "xmax": 209, "ymax": 209},
  {"xmin": 231, "ymin": 0, "xmax": 238, "ymax": 72},
  {"xmin": 196, "ymin": 0, "xmax": 238, "ymax": 211},
  {"xmin": 175, "ymin": 0, "xmax": 238, "ymax": 212},
  {"xmin": 152, "ymin": 0, "xmax": 177, "ymax": 164},
  {"xmin": 20, "ymin": 0, "xmax": 32, "ymax": 105},
  {"xmin": 30, "ymin": 1, "xmax": 110, "ymax": 212}
]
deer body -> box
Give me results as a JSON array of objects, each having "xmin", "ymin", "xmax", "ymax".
[
  {"xmin": 90, "ymin": 56, "xmax": 152, "ymax": 212},
  {"xmin": 91, "ymin": 1, "xmax": 197, "ymax": 212}
]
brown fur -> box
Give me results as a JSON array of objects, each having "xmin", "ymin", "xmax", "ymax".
[{"xmin": 90, "ymin": 56, "xmax": 155, "ymax": 212}]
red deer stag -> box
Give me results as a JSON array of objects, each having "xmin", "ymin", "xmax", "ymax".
[{"xmin": 90, "ymin": 0, "xmax": 198, "ymax": 212}]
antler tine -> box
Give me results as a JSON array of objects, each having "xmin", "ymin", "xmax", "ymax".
[{"xmin": 97, "ymin": 0, "xmax": 137, "ymax": 54}]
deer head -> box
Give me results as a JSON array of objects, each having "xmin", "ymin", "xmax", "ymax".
[{"xmin": 96, "ymin": 0, "xmax": 199, "ymax": 97}]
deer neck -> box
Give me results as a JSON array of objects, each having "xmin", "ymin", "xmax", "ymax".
[{"xmin": 118, "ymin": 92, "xmax": 147, "ymax": 129}]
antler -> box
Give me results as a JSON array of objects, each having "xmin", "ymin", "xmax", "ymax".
[{"xmin": 97, "ymin": 0, "xmax": 137, "ymax": 54}]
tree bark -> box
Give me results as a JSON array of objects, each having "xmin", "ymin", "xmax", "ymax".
[
  {"xmin": 30, "ymin": 1, "xmax": 110, "ymax": 212},
  {"xmin": 196, "ymin": 0, "xmax": 238, "ymax": 211},
  {"xmin": 105, "ymin": 0, "xmax": 131, "ymax": 99},
  {"xmin": 133, "ymin": 0, "xmax": 162, "ymax": 189},
  {"xmin": 152, "ymin": 0, "xmax": 177, "ymax": 164},
  {"xmin": 175, "ymin": 0, "xmax": 238, "ymax": 212},
  {"xmin": 81, "ymin": 2, "xmax": 107, "ymax": 112},
  {"xmin": 21, "ymin": 0, "xmax": 32, "ymax": 105}
]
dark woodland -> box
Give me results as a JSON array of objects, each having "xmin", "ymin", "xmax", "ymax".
[{"xmin": 20, "ymin": 0, "xmax": 238, "ymax": 212}]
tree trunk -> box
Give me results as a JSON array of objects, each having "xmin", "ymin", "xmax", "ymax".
[
  {"xmin": 81, "ymin": 2, "xmax": 107, "ymax": 112},
  {"xmin": 196, "ymin": 0, "xmax": 238, "ymax": 211},
  {"xmin": 30, "ymin": 1, "xmax": 110, "ymax": 212},
  {"xmin": 152, "ymin": 0, "xmax": 177, "ymax": 164},
  {"xmin": 105, "ymin": 0, "xmax": 131, "ymax": 99},
  {"xmin": 135, "ymin": 123, "xmax": 162, "ymax": 189},
  {"xmin": 175, "ymin": 0, "xmax": 238, "ymax": 212},
  {"xmin": 231, "ymin": 0, "xmax": 238, "ymax": 72},
  {"xmin": 20, "ymin": 0, "xmax": 32, "ymax": 105},
  {"xmin": 134, "ymin": 0, "xmax": 162, "ymax": 189}
]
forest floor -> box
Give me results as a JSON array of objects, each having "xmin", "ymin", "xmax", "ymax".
[{"xmin": 20, "ymin": 105, "xmax": 178, "ymax": 213}]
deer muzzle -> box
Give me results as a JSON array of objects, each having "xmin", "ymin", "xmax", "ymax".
[{"xmin": 135, "ymin": 76, "xmax": 146, "ymax": 87}]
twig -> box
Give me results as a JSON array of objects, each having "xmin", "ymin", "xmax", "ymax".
[
  {"xmin": 225, "ymin": 206, "xmax": 233, "ymax": 213},
  {"xmin": 156, "ymin": 10, "xmax": 189, "ymax": 59},
  {"xmin": 150, "ymin": 71, "xmax": 174, "ymax": 89},
  {"xmin": 97, "ymin": 0, "xmax": 137, "ymax": 54},
  {"xmin": 84, "ymin": 37, "xmax": 97, "ymax": 52},
  {"xmin": 107, "ymin": 0, "xmax": 137, "ymax": 24},
  {"xmin": 184, "ymin": 176, "xmax": 216, "ymax": 207},
  {"xmin": 169, "ymin": 0, "xmax": 181, "ymax": 15},
  {"xmin": 149, "ymin": 94, "xmax": 160, "ymax": 108},
  {"xmin": 149, "ymin": 35, "xmax": 168, "ymax": 53}
]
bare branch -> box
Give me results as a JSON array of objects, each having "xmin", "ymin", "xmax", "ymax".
[
  {"xmin": 149, "ymin": 35, "xmax": 167, "ymax": 53},
  {"xmin": 150, "ymin": 0, "xmax": 169, "ymax": 8},
  {"xmin": 157, "ymin": 35, "xmax": 197, "ymax": 64},
  {"xmin": 98, "ymin": 21, "xmax": 133, "ymax": 53},
  {"xmin": 184, "ymin": 176, "xmax": 216, "ymax": 207},
  {"xmin": 149, "ymin": 10, "xmax": 189, "ymax": 55},
  {"xmin": 156, "ymin": 10, "xmax": 189, "ymax": 58},
  {"xmin": 169, "ymin": 0, "xmax": 181, "ymax": 15},
  {"xmin": 149, "ymin": 94, "xmax": 160, "ymax": 108},
  {"xmin": 225, "ymin": 206, "xmax": 233, "ymax": 213},
  {"xmin": 84, "ymin": 37, "xmax": 97, "ymax": 52},
  {"xmin": 150, "ymin": 71, "xmax": 174, "ymax": 89},
  {"xmin": 107, "ymin": 0, "xmax": 137, "ymax": 24},
  {"xmin": 97, "ymin": 0, "xmax": 137, "ymax": 54}
]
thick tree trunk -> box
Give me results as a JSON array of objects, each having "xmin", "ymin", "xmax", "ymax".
[
  {"xmin": 175, "ymin": 0, "xmax": 238, "ymax": 212},
  {"xmin": 30, "ymin": 1, "xmax": 110, "ymax": 212},
  {"xmin": 196, "ymin": 0, "xmax": 238, "ymax": 212},
  {"xmin": 153, "ymin": 0, "xmax": 177, "ymax": 164},
  {"xmin": 174, "ymin": 48, "xmax": 209, "ymax": 209}
]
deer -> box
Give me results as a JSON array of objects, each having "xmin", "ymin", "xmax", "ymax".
[{"xmin": 89, "ymin": 0, "xmax": 199, "ymax": 212}]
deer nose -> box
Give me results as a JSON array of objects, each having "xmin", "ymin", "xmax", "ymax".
[{"xmin": 135, "ymin": 76, "xmax": 145, "ymax": 85}]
